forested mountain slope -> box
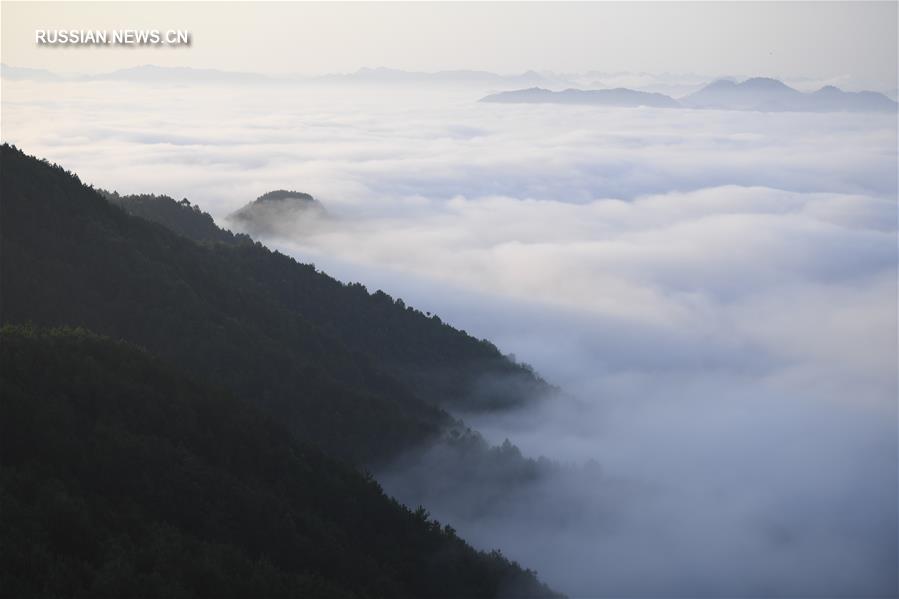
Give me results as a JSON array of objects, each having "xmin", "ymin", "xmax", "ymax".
[
  {"xmin": 103, "ymin": 191, "xmax": 248, "ymax": 246},
  {"xmin": 1, "ymin": 145, "xmax": 446, "ymax": 464},
  {"xmin": 102, "ymin": 185, "xmax": 552, "ymax": 412},
  {"xmin": 0, "ymin": 326, "xmax": 559, "ymax": 598}
]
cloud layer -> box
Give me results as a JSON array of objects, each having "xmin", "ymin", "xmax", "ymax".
[{"xmin": 3, "ymin": 78, "xmax": 896, "ymax": 597}]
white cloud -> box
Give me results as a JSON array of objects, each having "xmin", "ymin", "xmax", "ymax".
[{"xmin": 2, "ymin": 78, "xmax": 896, "ymax": 597}]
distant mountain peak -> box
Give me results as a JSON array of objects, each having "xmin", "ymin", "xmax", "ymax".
[
  {"xmin": 682, "ymin": 77, "xmax": 897, "ymax": 112},
  {"xmin": 741, "ymin": 76, "xmax": 791, "ymax": 89},
  {"xmin": 706, "ymin": 78, "xmax": 738, "ymax": 89}
]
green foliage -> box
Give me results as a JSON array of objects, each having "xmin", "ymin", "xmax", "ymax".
[{"xmin": 0, "ymin": 326, "xmax": 559, "ymax": 598}]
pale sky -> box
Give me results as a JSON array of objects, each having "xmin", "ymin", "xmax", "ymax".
[{"xmin": 1, "ymin": 2, "xmax": 897, "ymax": 88}]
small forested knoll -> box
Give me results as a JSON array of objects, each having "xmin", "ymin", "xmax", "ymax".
[
  {"xmin": 229, "ymin": 189, "xmax": 327, "ymax": 221},
  {"xmin": 108, "ymin": 184, "xmax": 552, "ymax": 413},
  {"xmin": 0, "ymin": 326, "xmax": 560, "ymax": 599}
]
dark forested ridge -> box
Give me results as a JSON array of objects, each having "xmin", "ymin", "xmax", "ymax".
[
  {"xmin": 1, "ymin": 145, "xmax": 445, "ymax": 464},
  {"xmin": 0, "ymin": 326, "xmax": 560, "ymax": 598},
  {"xmin": 103, "ymin": 191, "xmax": 249, "ymax": 246},
  {"xmin": 101, "ymin": 180, "xmax": 552, "ymax": 413},
  {"xmin": 0, "ymin": 145, "xmax": 550, "ymax": 468},
  {"xmin": 0, "ymin": 145, "xmax": 563, "ymax": 597}
]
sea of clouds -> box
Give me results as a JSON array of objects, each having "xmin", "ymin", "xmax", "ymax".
[{"xmin": 3, "ymin": 77, "xmax": 896, "ymax": 597}]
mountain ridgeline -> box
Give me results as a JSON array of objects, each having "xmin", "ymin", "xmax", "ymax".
[
  {"xmin": 103, "ymin": 191, "xmax": 250, "ymax": 246},
  {"xmin": 0, "ymin": 145, "xmax": 561, "ymax": 596},
  {"xmin": 480, "ymin": 87, "xmax": 680, "ymax": 108},
  {"xmin": 480, "ymin": 77, "xmax": 899, "ymax": 112},
  {"xmin": 99, "ymin": 185, "xmax": 552, "ymax": 418},
  {"xmin": 679, "ymin": 77, "xmax": 899, "ymax": 112}
]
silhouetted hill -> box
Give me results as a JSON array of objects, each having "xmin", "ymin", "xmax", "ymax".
[
  {"xmin": 227, "ymin": 190, "xmax": 328, "ymax": 236},
  {"xmin": 256, "ymin": 189, "xmax": 319, "ymax": 204},
  {"xmin": 809, "ymin": 85, "xmax": 899, "ymax": 112},
  {"xmin": 0, "ymin": 325, "xmax": 560, "ymax": 598},
  {"xmin": 681, "ymin": 77, "xmax": 898, "ymax": 112},
  {"xmin": 480, "ymin": 87, "xmax": 680, "ymax": 108}
]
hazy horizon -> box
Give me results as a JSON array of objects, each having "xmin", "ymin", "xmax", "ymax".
[{"xmin": 2, "ymin": 2, "xmax": 897, "ymax": 90}]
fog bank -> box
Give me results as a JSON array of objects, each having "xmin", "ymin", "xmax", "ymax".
[{"xmin": 2, "ymin": 77, "xmax": 896, "ymax": 597}]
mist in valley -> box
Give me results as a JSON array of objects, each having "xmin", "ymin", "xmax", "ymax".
[{"xmin": 2, "ymin": 73, "xmax": 896, "ymax": 597}]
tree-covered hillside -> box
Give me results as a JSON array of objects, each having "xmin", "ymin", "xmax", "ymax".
[
  {"xmin": 106, "ymin": 186, "xmax": 552, "ymax": 412},
  {"xmin": 103, "ymin": 191, "xmax": 248, "ymax": 246},
  {"xmin": 0, "ymin": 145, "xmax": 563, "ymax": 596},
  {"xmin": 1, "ymin": 145, "xmax": 449, "ymax": 464},
  {"xmin": 0, "ymin": 326, "xmax": 559, "ymax": 598}
]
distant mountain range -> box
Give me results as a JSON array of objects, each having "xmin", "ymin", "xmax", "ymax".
[
  {"xmin": 680, "ymin": 77, "xmax": 898, "ymax": 112},
  {"xmin": 91, "ymin": 64, "xmax": 274, "ymax": 84},
  {"xmin": 0, "ymin": 63, "xmax": 61, "ymax": 81},
  {"xmin": 3, "ymin": 64, "xmax": 895, "ymax": 113},
  {"xmin": 482, "ymin": 77, "xmax": 898, "ymax": 113},
  {"xmin": 480, "ymin": 87, "xmax": 680, "ymax": 108},
  {"xmin": 309, "ymin": 66, "xmax": 567, "ymax": 88},
  {"xmin": 0, "ymin": 63, "xmax": 276, "ymax": 84},
  {"xmin": 0, "ymin": 63, "xmax": 567, "ymax": 88}
]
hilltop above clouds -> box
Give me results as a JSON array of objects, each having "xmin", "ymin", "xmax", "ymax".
[{"xmin": 228, "ymin": 190, "xmax": 329, "ymax": 237}]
